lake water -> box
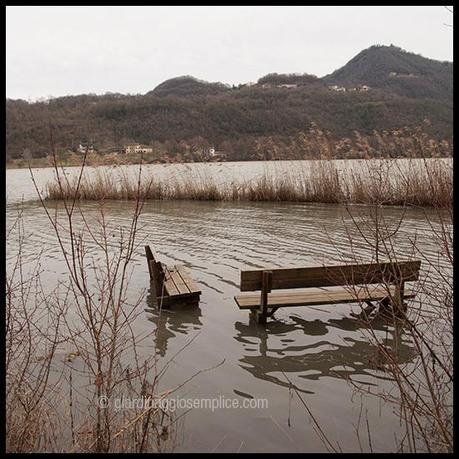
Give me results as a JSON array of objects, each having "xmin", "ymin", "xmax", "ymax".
[{"xmin": 6, "ymin": 161, "xmax": 451, "ymax": 452}]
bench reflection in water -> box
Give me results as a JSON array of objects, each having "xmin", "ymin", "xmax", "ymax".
[
  {"xmin": 234, "ymin": 314, "xmax": 418, "ymax": 394},
  {"xmin": 145, "ymin": 286, "xmax": 203, "ymax": 357}
]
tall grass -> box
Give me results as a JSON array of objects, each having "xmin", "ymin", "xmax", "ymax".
[{"xmin": 46, "ymin": 158, "xmax": 452, "ymax": 208}]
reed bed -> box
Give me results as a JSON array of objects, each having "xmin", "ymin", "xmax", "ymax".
[{"xmin": 46, "ymin": 158, "xmax": 452, "ymax": 208}]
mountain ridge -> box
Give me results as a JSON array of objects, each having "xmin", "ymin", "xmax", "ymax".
[{"xmin": 6, "ymin": 45, "xmax": 453, "ymax": 160}]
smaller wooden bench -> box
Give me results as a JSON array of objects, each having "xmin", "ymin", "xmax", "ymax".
[
  {"xmin": 145, "ymin": 245, "xmax": 201, "ymax": 307},
  {"xmin": 234, "ymin": 260, "xmax": 421, "ymax": 324}
]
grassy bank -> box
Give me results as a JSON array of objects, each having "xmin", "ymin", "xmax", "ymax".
[{"xmin": 45, "ymin": 158, "xmax": 452, "ymax": 208}]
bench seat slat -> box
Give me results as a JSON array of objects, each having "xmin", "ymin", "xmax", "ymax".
[
  {"xmin": 145, "ymin": 245, "xmax": 201, "ymax": 306},
  {"xmin": 175, "ymin": 265, "xmax": 202, "ymax": 294},
  {"xmin": 169, "ymin": 267, "xmax": 191, "ymax": 295},
  {"xmin": 163, "ymin": 266, "xmax": 180, "ymax": 296},
  {"xmin": 234, "ymin": 285, "xmax": 414, "ymax": 310}
]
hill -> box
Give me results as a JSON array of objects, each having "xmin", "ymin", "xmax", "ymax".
[
  {"xmin": 323, "ymin": 44, "xmax": 453, "ymax": 101},
  {"xmin": 147, "ymin": 75, "xmax": 230, "ymax": 98},
  {"xmin": 6, "ymin": 45, "xmax": 453, "ymax": 161}
]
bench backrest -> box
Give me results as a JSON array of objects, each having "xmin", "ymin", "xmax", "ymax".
[
  {"xmin": 240, "ymin": 260, "xmax": 421, "ymax": 292},
  {"xmin": 145, "ymin": 245, "xmax": 166, "ymax": 295}
]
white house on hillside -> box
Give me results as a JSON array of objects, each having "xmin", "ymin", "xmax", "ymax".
[
  {"xmin": 123, "ymin": 144, "xmax": 153, "ymax": 154},
  {"xmin": 77, "ymin": 142, "xmax": 94, "ymax": 154},
  {"xmin": 329, "ymin": 85, "xmax": 346, "ymax": 92}
]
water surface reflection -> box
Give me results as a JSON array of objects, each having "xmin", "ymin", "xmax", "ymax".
[
  {"xmin": 235, "ymin": 314, "xmax": 418, "ymax": 394},
  {"xmin": 145, "ymin": 286, "xmax": 203, "ymax": 357}
]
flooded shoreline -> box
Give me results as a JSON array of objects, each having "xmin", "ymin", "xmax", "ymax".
[
  {"xmin": 6, "ymin": 186, "xmax": 452, "ymax": 451},
  {"xmin": 7, "ymin": 161, "xmax": 448, "ymax": 452}
]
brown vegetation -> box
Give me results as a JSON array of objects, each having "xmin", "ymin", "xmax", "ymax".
[{"xmin": 45, "ymin": 157, "xmax": 452, "ymax": 208}]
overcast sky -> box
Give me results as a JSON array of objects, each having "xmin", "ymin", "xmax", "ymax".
[{"xmin": 6, "ymin": 5, "xmax": 454, "ymax": 100}]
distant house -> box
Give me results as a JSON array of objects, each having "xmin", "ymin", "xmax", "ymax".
[
  {"xmin": 348, "ymin": 85, "xmax": 371, "ymax": 92},
  {"xmin": 277, "ymin": 84, "xmax": 297, "ymax": 89},
  {"xmin": 77, "ymin": 142, "xmax": 94, "ymax": 154},
  {"xmin": 200, "ymin": 147, "xmax": 216, "ymax": 160},
  {"xmin": 389, "ymin": 71, "xmax": 416, "ymax": 79},
  {"xmin": 329, "ymin": 85, "xmax": 346, "ymax": 92},
  {"xmin": 202, "ymin": 146, "xmax": 226, "ymax": 161},
  {"xmin": 123, "ymin": 144, "xmax": 153, "ymax": 154}
]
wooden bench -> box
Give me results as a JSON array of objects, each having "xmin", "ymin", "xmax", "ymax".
[
  {"xmin": 234, "ymin": 260, "xmax": 421, "ymax": 324},
  {"xmin": 145, "ymin": 245, "xmax": 201, "ymax": 307}
]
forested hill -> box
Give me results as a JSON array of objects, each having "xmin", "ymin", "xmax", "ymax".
[
  {"xmin": 6, "ymin": 45, "xmax": 453, "ymax": 160},
  {"xmin": 324, "ymin": 45, "xmax": 453, "ymax": 101}
]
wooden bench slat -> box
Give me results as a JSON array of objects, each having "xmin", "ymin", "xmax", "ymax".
[
  {"xmin": 240, "ymin": 260, "xmax": 421, "ymax": 291},
  {"xmin": 163, "ymin": 272, "xmax": 199, "ymax": 300},
  {"xmin": 234, "ymin": 285, "xmax": 414, "ymax": 310},
  {"xmin": 145, "ymin": 245, "xmax": 201, "ymax": 307},
  {"xmin": 175, "ymin": 265, "xmax": 201, "ymax": 294},
  {"xmin": 163, "ymin": 266, "xmax": 180, "ymax": 296},
  {"xmin": 170, "ymin": 268, "xmax": 191, "ymax": 295}
]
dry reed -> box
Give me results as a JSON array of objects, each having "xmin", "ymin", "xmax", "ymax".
[{"xmin": 46, "ymin": 158, "xmax": 452, "ymax": 208}]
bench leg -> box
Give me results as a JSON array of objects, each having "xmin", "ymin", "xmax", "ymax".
[
  {"xmin": 250, "ymin": 306, "xmax": 278, "ymax": 324},
  {"xmin": 250, "ymin": 309, "xmax": 267, "ymax": 325},
  {"xmin": 382, "ymin": 281, "xmax": 407, "ymax": 319},
  {"xmin": 253, "ymin": 271, "xmax": 272, "ymax": 325},
  {"xmin": 393, "ymin": 282, "xmax": 407, "ymax": 316},
  {"xmin": 378, "ymin": 290, "xmax": 407, "ymax": 320},
  {"xmin": 350, "ymin": 301, "xmax": 377, "ymax": 320}
]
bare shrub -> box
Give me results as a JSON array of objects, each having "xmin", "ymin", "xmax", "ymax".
[{"xmin": 7, "ymin": 151, "xmax": 200, "ymax": 452}]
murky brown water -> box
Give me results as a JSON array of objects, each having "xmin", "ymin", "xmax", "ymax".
[{"xmin": 6, "ymin": 162, "xmax": 450, "ymax": 452}]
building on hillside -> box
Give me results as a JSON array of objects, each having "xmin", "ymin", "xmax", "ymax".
[
  {"xmin": 329, "ymin": 85, "xmax": 346, "ymax": 92},
  {"xmin": 77, "ymin": 142, "xmax": 94, "ymax": 154},
  {"xmin": 389, "ymin": 72, "xmax": 415, "ymax": 78},
  {"xmin": 200, "ymin": 147, "xmax": 216, "ymax": 160},
  {"xmin": 123, "ymin": 144, "xmax": 153, "ymax": 154},
  {"xmin": 201, "ymin": 146, "xmax": 227, "ymax": 161},
  {"xmin": 277, "ymin": 84, "xmax": 297, "ymax": 89}
]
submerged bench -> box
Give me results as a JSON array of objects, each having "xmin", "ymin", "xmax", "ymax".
[
  {"xmin": 145, "ymin": 245, "xmax": 201, "ymax": 307},
  {"xmin": 234, "ymin": 260, "xmax": 421, "ymax": 324}
]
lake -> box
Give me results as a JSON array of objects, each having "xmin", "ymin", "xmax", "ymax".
[{"xmin": 6, "ymin": 161, "xmax": 451, "ymax": 452}]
